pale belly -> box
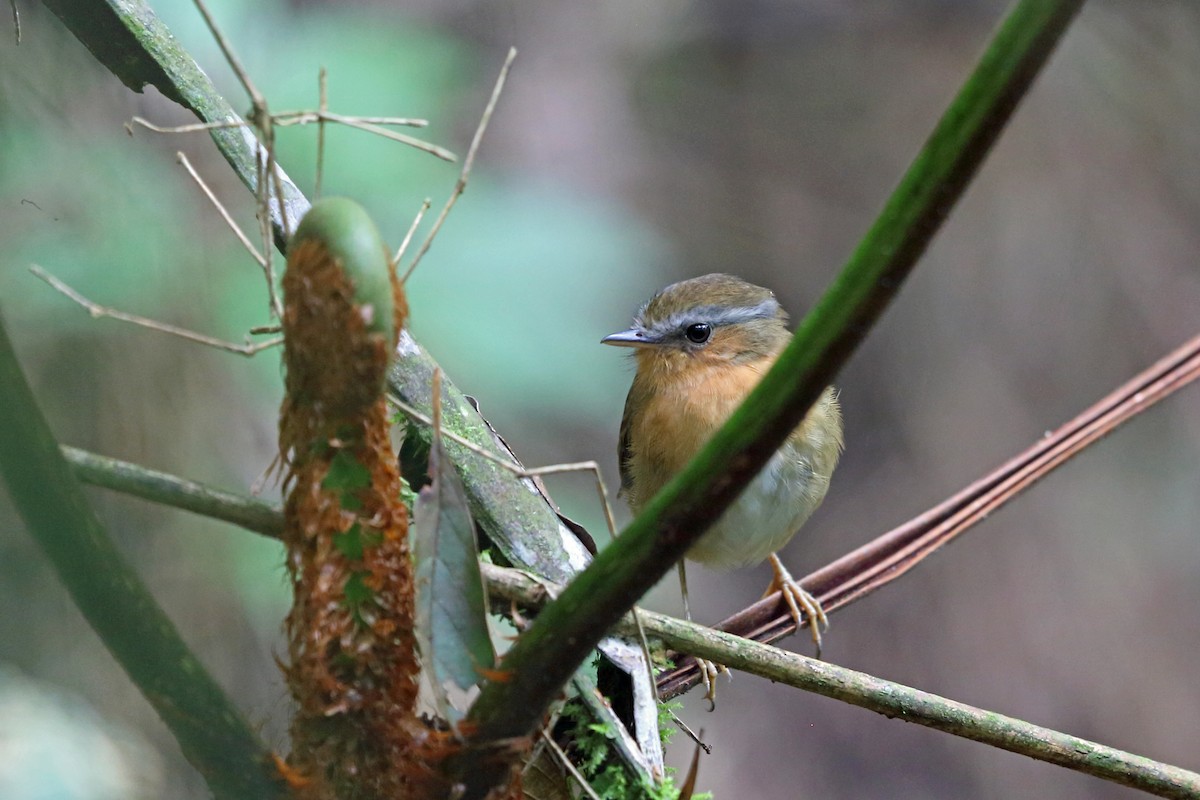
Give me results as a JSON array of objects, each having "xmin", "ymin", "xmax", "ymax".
[
  {"xmin": 624, "ymin": 358, "xmax": 842, "ymax": 569},
  {"xmin": 685, "ymin": 446, "xmax": 830, "ymax": 570}
]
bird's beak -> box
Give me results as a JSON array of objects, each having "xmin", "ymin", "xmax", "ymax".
[{"xmin": 601, "ymin": 327, "xmax": 656, "ymax": 348}]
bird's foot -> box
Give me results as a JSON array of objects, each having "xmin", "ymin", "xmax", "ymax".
[
  {"xmin": 766, "ymin": 553, "xmax": 828, "ymax": 658},
  {"xmin": 698, "ymin": 657, "xmax": 730, "ymax": 710}
]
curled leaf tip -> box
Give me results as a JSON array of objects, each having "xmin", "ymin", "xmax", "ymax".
[
  {"xmin": 289, "ymin": 196, "xmax": 400, "ymax": 342},
  {"xmin": 283, "ymin": 198, "xmax": 405, "ymax": 419}
]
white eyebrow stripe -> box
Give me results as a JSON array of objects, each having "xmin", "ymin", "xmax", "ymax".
[{"xmin": 652, "ymin": 297, "xmax": 779, "ymax": 334}]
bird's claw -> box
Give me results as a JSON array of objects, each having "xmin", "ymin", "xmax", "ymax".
[
  {"xmin": 698, "ymin": 657, "xmax": 730, "ymax": 710},
  {"xmin": 768, "ymin": 553, "xmax": 828, "ymax": 658}
]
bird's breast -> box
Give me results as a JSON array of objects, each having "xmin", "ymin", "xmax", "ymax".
[
  {"xmin": 628, "ymin": 359, "xmax": 766, "ymax": 489},
  {"xmin": 624, "ymin": 358, "xmax": 842, "ymax": 570}
]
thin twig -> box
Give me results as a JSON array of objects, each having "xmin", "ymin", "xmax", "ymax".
[
  {"xmin": 393, "ymin": 396, "xmax": 609, "ymax": 492},
  {"xmin": 131, "ymin": 112, "xmax": 429, "ymax": 134},
  {"xmin": 396, "ymin": 198, "xmax": 432, "ymax": 268},
  {"xmin": 265, "ymin": 118, "xmax": 291, "ymax": 256},
  {"xmin": 30, "ymin": 265, "xmax": 282, "ymax": 357},
  {"xmin": 274, "ymin": 111, "xmax": 428, "ymax": 128},
  {"xmin": 327, "ymin": 116, "xmax": 455, "ymax": 162},
  {"xmin": 191, "ymin": 0, "xmax": 264, "ymax": 111},
  {"xmin": 131, "ymin": 117, "xmax": 249, "ymax": 134},
  {"xmin": 523, "ymin": 462, "xmax": 619, "ymax": 546},
  {"xmin": 315, "ymin": 67, "xmax": 327, "ymax": 199},
  {"xmin": 10, "ymin": 0, "xmax": 20, "ymax": 45},
  {"xmin": 405, "ymin": 47, "xmax": 516, "ymax": 282},
  {"xmin": 176, "ymin": 152, "xmax": 266, "ymax": 267},
  {"xmin": 538, "ymin": 729, "xmax": 603, "ymax": 800},
  {"xmin": 667, "ymin": 711, "xmax": 711, "ymax": 755},
  {"xmin": 254, "ymin": 133, "xmax": 280, "ymax": 319},
  {"xmin": 390, "ymin": 395, "xmax": 522, "ymax": 471}
]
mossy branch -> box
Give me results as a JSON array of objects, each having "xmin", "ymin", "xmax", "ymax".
[
  {"xmin": 41, "ymin": 0, "xmax": 587, "ymax": 587},
  {"xmin": 460, "ymin": 1, "xmax": 1085, "ymax": 787},
  {"xmin": 0, "ymin": 319, "xmax": 287, "ymax": 800},
  {"xmin": 59, "ymin": 454, "xmax": 1200, "ymax": 798},
  {"xmin": 63, "ymin": 445, "xmax": 283, "ymax": 537},
  {"xmin": 388, "ymin": 333, "xmax": 591, "ymax": 585},
  {"xmin": 483, "ymin": 565, "xmax": 1200, "ymax": 800}
]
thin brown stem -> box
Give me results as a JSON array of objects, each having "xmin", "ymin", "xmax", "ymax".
[
  {"xmin": 29, "ymin": 265, "xmax": 282, "ymax": 357},
  {"xmin": 176, "ymin": 151, "xmax": 266, "ymax": 268},
  {"xmin": 395, "ymin": 198, "xmax": 432, "ymax": 269},
  {"xmin": 315, "ymin": 67, "xmax": 327, "ymax": 199},
  {"xmin": 404, "ymin": 48, "xmax": 516, "ymax": 282},
  {"xmin": 659, "ymin": 328, "xmax": 1200, "ymax": 696},
  {"xmin": 191, "ymin": 0, "xmax": 264, "ymax": 111}
]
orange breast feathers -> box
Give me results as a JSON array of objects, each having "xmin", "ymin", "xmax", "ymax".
[{"xmin": 623, "ymin": 355, "xmax": 773, "ymax": 510}]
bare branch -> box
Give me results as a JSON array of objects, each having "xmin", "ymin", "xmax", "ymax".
[
  {"xmin": 404, "ymin": 47, "xmax": 516, "ymax": 282},
  {"xmin": 396, "ymin": 198, "xmax": 432, "ymax": 269},
  {"xmin": 315, "ymin": 67, "xmax": 327, "ymax": 199},
  {"xmin": 176, "ymin": 151, "xmax": 266, "ymax": 267},
  {"xmin": 191, "ymin": 0, "xmax": 264, "ymax": 112},
  {"xmin": 30, "ymin": 265, "xmax": 282, "ymax": 357}
]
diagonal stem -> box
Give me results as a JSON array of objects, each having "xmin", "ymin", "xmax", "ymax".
[
  {"xmin": 659, "ymin": 327, "xmax": 1200, "ymax": 696},
  {"xmin": 459, "ymin": 3, "xmax": 1085, "ymax": 792}
]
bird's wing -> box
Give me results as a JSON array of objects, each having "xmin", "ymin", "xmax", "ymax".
[{"xmin": 617, "ymin": 385, "xmax": 639, "ymax": 500}]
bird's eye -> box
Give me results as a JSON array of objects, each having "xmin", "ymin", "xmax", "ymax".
[{"xmin": 685, "ymin": 323, "xmax": 711, "ymax": 344}]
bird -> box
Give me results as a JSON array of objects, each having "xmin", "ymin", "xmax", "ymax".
[{"xmin": 602, "ymin": 273, "xmax": 843, "ymax": 701}]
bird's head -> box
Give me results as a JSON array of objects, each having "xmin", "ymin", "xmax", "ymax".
[{"xmin": 602, "ymin": 273, "xmax": 790, "ymax": 372}]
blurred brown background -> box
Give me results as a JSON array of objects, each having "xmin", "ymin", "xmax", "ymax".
[{"xmin": 2, "ymin": 1, "xmax": 1199, "ymax": 798}]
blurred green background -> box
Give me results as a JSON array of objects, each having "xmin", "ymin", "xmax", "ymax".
[{"xmin": 2, "ymin": 1, "xmax": 1199, "ymax": 798}]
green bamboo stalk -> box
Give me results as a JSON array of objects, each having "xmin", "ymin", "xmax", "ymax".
[
  {"xmin": 0, "ymin": 317, "xmax": 286, "ymax": 800},
  {"xmin": 461, "ymin": 0, "xmax": 1085, "ymax": 791}
]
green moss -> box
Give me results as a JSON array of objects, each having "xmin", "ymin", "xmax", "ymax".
[
  {"xmin": 399, "ymin": 477, "xmax": 419, "ymax": 512},
  {"xmin": 558, "ymin": 699, "xmax": 710, "ymax": 800}
]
